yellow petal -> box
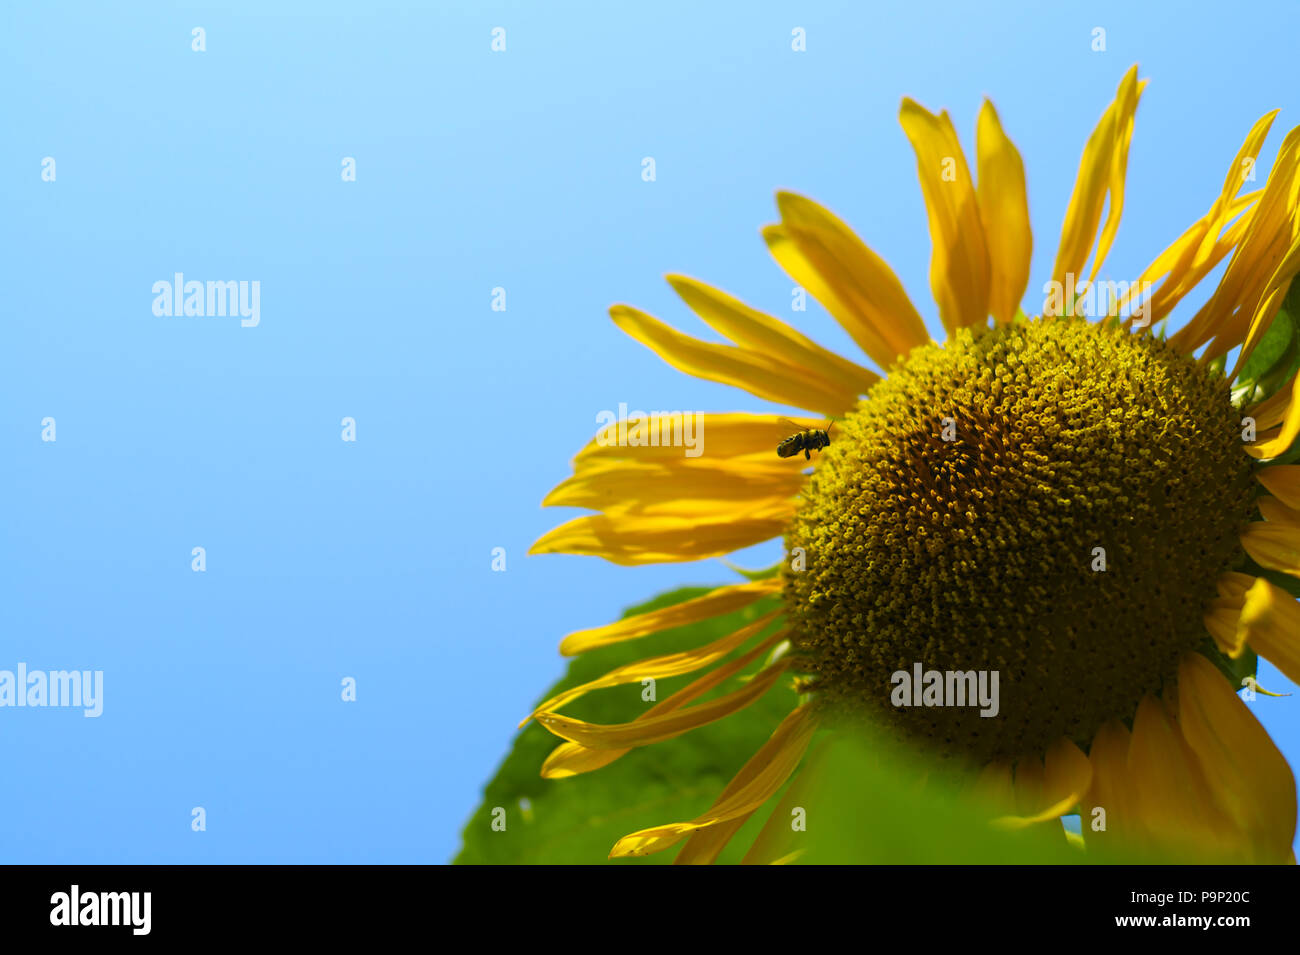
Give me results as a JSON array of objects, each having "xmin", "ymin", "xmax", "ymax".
[
  {"xmin": 993, "ymin": 739, "xmax": 1091, "ymax": 829},
  {"xmin": 1134, "ymin": 111, "xmax": 1277, "ymax": 333},
  {"xmin": 1216, "ymin": 570, "xmax": 1257, "ymax": 601},
  {"xmin": 1246, "ymin": 369, "xmax": 1300, "ymax": 459},
  {"xmin": 1251, "ymin": 377, "xmax": 1297, "ymax": 431},
  {"xmin": 574, "ymin": 412, "xmax": 824, "ymax": 469},
  {"xmin": 555, "ymin": 577, "xmax": 780, "ymax": 656},
  {"xmin": 1178, "ymin": 652, "xmax": 1297, "ymax": 862},
  {"xmin": 991, "ymin": 793, "xmax": 1082, "ymax": 830},
  {"xmin": 1010, "ymin": 754, "xmax": 1046, "ymax": 817},
  {"xmin": 608, "ymin": 704, "xmax": 816, "ymax": 858},
  {"xmin": 1043, "ymin": 737, "xmax": 1093, "ymax": 809},
  {"xmin": 1081, "ymin": 719, "xmax": 1134, "ymax": 842},
  {"xmin": 1199, "ymin": 111, "xmax": 1280, "ymax": 259},
  {"xmin": 766, "ymin": 192, "xmax": 930, "ymax": 367},
  {"xmin": 534, "ymin": 659, "xmax": 790, "ymax": 750},
  {"xmin": 1173, "ymin": 124, "xmax": 1300, "ymax": 359},
  {"xmin": 541, "ymin": 628, "xmax": 790, "ymax": 778},
  {"xmin": 969, "ymin": 759, "xmax": 1015, "ymax": 813},
  {"xmin": 1085, "ymin": 72, "xmax": 1143, "ymax": 289},
  {"xmin": 900, "ymin": 98, "xmax": 991, "ymax": 333},
  {"xmin": 675, "ymin": 736, "xmax": 823, "ymax": 867},
  {"xmin": 671, "ymin": 816, "xmax": 748, "ymax": 866},
  {"xmin": 666, "ymin": 275, "xmax": 881, "ymax": 396},
  {"xmin": 767, "ymin": 849, "xmax": 805, "ymax": 865},
  {"xmin": 1203, "ymin": 596, "xmax": 1247, "ymax": 658},
  {"xmin": 976, "ymin": 100, "xmax": 1032, "ymax": 325},
  {"xmin": 538, "ymin": 740, "xmax": 622, "ymax": 779},
  {"xmin": 1229, "ymin": 233, "xmax": 1300, "ymax": 378},
  {"xmin": 1051, "ymin": 66, "xmax": 1145, "ymax": 297},
  {"xmin": 1258, "ymin": 495, "xmax": 1300, "ymax": 527},
  {"xmin": 1235, "ymin": 576, "xmax": 1300, "ymax": 687},
  {"xmin": 543, "ymin": 459, "xmax": 804, "ymax": 513},
  {"xmin": 529, "ymin": 504, "xmax": 792, "ymax": 566},
  {"xmin": 1123, "ymin": 191, "xmax": 1258, "ymax": 332},
  {"xmin": 733, "ymin": 739, "xmax": 830, "ymax": 866},
  {"xmin": 522, "ymin": 612, "xmax": 782, "ymax": 726},
  {"xmin": 609, "ymin": 304, "xmax": 856, "ymax": 417},
  {"xmin": 1127, "ymin": 693, "xmax": 1239, "ymax": 859},
  {"xmin": 1240, "ymin": 520, "xmax": 1300, "ymax": 577},
  {"xmin": 1257, "ymin": 465, "xmax": 1300, "ymax": 510}
]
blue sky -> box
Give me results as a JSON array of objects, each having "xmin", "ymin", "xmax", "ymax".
[{"xmin": 2, "ymin": 0, "xmax": 1299, "ymax": 862}]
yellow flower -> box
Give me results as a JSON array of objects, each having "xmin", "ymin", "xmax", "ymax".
[{"xmin": 526, "ymin": 66, "xmax": 1300, "ymax": 864}]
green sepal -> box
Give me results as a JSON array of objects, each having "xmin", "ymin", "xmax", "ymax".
[
  {"xmin": 720, "ymin": 559, "xmax": 783, "ymax": 581},
  {"xmin": 1241, "ymin": 555, "xmax": 1300, "ymax": 598},
  {"xmin": 1199, "ymin": 637, "xmax": 1259, "ymax": 694},
  {"xmin": 1259, "ymin": 569, "xmax": 1300, "ymax": 598}
]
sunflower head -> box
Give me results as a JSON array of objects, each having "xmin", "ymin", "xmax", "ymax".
[{"xmin": 784, "ymin": 316, "xmax": 1257, "ymax": 763}]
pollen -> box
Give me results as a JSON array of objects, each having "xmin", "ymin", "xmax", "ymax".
[{"xmin": 783, "ymin": 317, "xmax": 1258, "ymax": 763}]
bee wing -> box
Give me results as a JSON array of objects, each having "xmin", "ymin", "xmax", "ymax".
[{"xmin": 775, "ymin": 417, "xmax": 808, "ymax": 434}]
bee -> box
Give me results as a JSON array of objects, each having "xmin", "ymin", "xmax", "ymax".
[{"xmin": 776, "ymin": 417, "xmax": 835, "ymax": 460}]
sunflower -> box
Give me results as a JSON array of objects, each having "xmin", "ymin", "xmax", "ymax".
[{"xmin": 526, "ymin": 66, "xmax": 1300, "ymax": 864}]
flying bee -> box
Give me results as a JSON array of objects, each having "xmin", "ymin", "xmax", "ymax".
[{"xmin": 776, "ymin": 417, "xmax": 835, "ymax": 460}]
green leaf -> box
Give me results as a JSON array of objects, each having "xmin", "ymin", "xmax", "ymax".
[
  {"xmin": 795, "ymin": 733, "xmax": 1179, "ymax": 864},
  {"xmin": 453, "ymin": 586, "xmax": 795, "ymax": 864},
  {"xmin": 1235, "ymin": 307, "xmax": 1291, "ymax": 383},
  {"xmin": 1236, "ymin": 283, "xmax": 1300, "ymax": 403}
]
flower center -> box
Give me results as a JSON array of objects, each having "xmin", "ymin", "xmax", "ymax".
[{"xmin": 783, "ymin": 317, "xmax": 1257, "ymax": 763}]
